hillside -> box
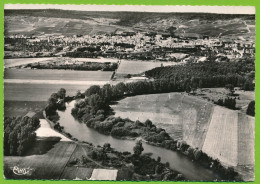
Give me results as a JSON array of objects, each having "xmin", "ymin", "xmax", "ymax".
[{"xmin": 4, "ymin": 9, "xmax": 255, "ymax": 39}]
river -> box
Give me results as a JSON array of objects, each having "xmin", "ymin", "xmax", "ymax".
[{"xmin": 57, "ymin": 100, "xmax": 222, "ymax": 181}]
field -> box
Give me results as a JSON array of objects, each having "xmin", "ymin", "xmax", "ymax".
[
  {"xmin": 4, "ymin": 58, "xmax": 54, "ymax": 68},
  {"xmin": 202, "ymin": 106, "xmax": 238, "ymax": 166},
  {"xmin": 5, "ymin": 69, "xmax": 113, "ymax": 81},
  {"xmin": 112, "ymin": 92, "xmax": 255, "ymax": 180},
  {"xmin": 4, "ymin": 57, "xmax": 119, "ymax": 68},
  {"xmin": 36, "ymin": 119, "xmax": 72, "ymax": 141},
  {"xmin": 4, "ymin": 83, "xmax": 97, "ymax": 101},
  {"xmin": 194, "ymin": 88, "xmax": 255, "ymax": 113},
  {"xmin": 112, "ymin": 93, "xmax": 214, "ymax": 140},
  {"xmin": 5, "ymin": 15, "xmax": 131, "ymax": 36},
  {"xmin": 4, "ymin": 101, "xmax": 46, "ymax": 117},
  {"xmin": 90, "ymin": 169, "xmax": 118, "ymax": 180},
  {"xmin": 4, "ymin": 141, "xmax": 77, "ymax": 179},
  {"xmin": 4, "ymin": 68, "xmax": 112, "ymax": 102},
  {"xmin": 116, "ymin": 60, "xmax": 178, "ymax": 75},
  {"xmin": 4, "ymin": 10, "xmax": 255, "ymax": 39}
]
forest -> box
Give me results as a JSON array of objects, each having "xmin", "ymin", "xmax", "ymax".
[
  {"xmin": 4, "ymin": 116, "xmax": 40, "ymax": 156},
  {"xmin": 145, "ymin": 58, "xmax": 255, "ymax": 91}
]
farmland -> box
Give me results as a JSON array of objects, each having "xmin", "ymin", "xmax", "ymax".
[
  {"xmin": 115, "ymin": 60, "xmax": 178, "ymax": 75},
  {"xmin": 111, "ymin": 93, "xmax": 214, "ymax": 140},
  {"xmin": 4, "ymin": 57, "xmax": 54, "ymax": 68},
  {"xmin": 4, "ymin": 141, "xmax": 76, "ymax": 179},
  {"xmin": 5, "ymin": 69, "xmax": 113, "ymax": 81},
  {"xmin": 4, "ymin": 83, "xmax": 96, "ymax": 101},
  {"xmin": 112, "ymin": 92, "xmax": 255, "ymax": 180},
  {"xmin": 4, "ymin": 101, "xmax": 46, "ymax": 117},
  {"xmin": 202, "ymin": 106, "xmax": 238, "ymax": 166}
]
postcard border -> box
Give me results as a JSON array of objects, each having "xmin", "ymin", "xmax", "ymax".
[{"xmin": 0, "ymin": 0, "xmax": 258, "ymax": 184}]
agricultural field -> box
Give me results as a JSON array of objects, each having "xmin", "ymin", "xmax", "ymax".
[
  {"xmin": 90, "ymin": 169, "xmax": 118, "ymax": 180},
  {"xmin": 111, "ymin": 93, "xmax": 214, "ymax": 140},
  {"xmin": 112, "ymin": 92, "xmax": 255, "ymax": 180},
  {"xmin": 5, "ymin": 69, "xmax": 113, "ymax": 81},
  {"xmin": 4, "ymin": 141, "xmax": 77, "ymax": 179},
  {"xmin": 4, "ymin": 15, "xmax": 131, "ymax": 36},
  {"xmin": 4, "ymin": 68, "xmax": 112, "ymax": 102},
  {"xmin": 4, "ymin": 57, "xmax": 54, "ymax": 68},
  {"xmin": 115, "ymin": 60, "xmax": 178, "ymax": 75},
  {"xmin": 4, "ymin": 83, "xmax": 95, "ymax": 101},
  {"xmin": 202, "ymin": 106, "xmax": 239, "ymax": 166},
  {"xmin": 4, "ymin": 101, "xmax": 46, "ymax": 117},
  {"xmin": 194, "ymin": 88, "xmax": 255, "ymax": 113}
]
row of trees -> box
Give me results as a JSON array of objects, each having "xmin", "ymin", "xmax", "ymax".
[
  {"xmin": 214, "ymin": 97, "xmax": 237, "ymax": 110},
  {"xmin": 4, "ymin": 116, "xmax": 40, "ymax": 156},
  {"xmin": 145, "ymin": 59, "xmax": 254, "ymax": 90},
  {"xmin": 28, "ymin": 62, "xmax": 118, "ymax": 71}
]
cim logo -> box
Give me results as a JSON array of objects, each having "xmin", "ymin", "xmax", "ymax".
[{"xmin": 11, "ymin": 166, "xmax": 34, "ymax": 176}]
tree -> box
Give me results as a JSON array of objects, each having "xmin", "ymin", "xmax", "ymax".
[
  {"xmin": 225, "ymin": 84, "xmax": 235, "ymax": 95},
  {"xmin": 133, "ymin": 140, "xmax": 144, "ymax": 156},
  {"xmin": 85, "ymin": 85, "xmax": 101, "ymax": 97},
  {"xmin": 247, "ymin": 100, "xmax": 255, "ymax": 116},
  {"xmin": 88, "ymin": 94, "xmax": 104, "ymax": 114},
  {"xmin": 58, "ymin": 88, "xmax": 66, "ymax": 99}
]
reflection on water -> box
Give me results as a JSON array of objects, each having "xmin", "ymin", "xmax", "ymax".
[{"xmin": 57, "ymin": 100, "xmax": 222, "ymax": 181}]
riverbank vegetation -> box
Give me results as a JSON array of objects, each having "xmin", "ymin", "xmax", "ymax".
[
  {"xmin": 69, "ymin": 141, "xmax": 184, "ymax": 181},
  {"xmin": 69, "ymin": 83, "xmax": 241, "ymax": 181},
  {"xmin": 4, "ymin": 116, "xmax": 40, "ymax": 156}
]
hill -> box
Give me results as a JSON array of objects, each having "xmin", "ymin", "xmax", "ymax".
[{"xmin": 4, "ymin": 9, "xmax": 255, "ymax": 39}]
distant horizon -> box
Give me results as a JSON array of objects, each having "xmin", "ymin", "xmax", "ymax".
[{"xmin": 4, "ymin": 4, "xmax": 255, "ymax": 15}]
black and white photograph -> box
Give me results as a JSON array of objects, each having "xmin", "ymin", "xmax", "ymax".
[{"xmin": 3, "ymin": 4, "xmax": 255, "ymax": 181}]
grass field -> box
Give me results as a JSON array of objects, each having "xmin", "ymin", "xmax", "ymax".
[
  {"xmin": 116, "ymin": 60, "xmax": 178, "ymax": 75},
  {"xmin": 112, "ymin": 93, "xmax": 214, "ymax": 140}
]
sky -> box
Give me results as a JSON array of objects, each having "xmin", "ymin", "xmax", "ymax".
[{"xmin": 4, "ymin": 4, "xmax": 255, "ymax": 14}]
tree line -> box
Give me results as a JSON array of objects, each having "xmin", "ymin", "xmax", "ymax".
[
  {"xmin": 4, "ymin": 116, "xmax": 40, "ymax": 156},
  {"xmin": 27, "ymin": 62, "xmax": 118, "ymax": 71}
]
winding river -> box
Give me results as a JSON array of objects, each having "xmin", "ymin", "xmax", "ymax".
[{"xmin": 57, "ymin": 100, "xmax": 222, "ymax": 181}]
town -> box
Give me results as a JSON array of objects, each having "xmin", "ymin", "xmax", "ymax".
[{"xmin": 4, "ymin": 30, "xmax": 255, "ymax": 61}]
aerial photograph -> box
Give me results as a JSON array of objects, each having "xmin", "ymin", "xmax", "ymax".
[{"xmin": 3, "ymin": 4, "xmax": 255, "ymax": 181}]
